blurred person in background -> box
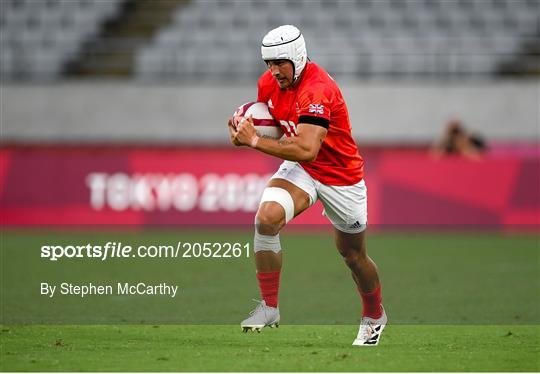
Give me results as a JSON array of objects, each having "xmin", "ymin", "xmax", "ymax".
[
  {"xmin": 228, "ymin": 25, "xmax": 386, "ymax": 346},
  {"xmin": 431, "ymin": 118, "xmax": 487, "ymax": 160}
]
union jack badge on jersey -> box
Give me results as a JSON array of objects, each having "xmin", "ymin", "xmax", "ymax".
[{"xmin": 308, "ymin": 104, "xmax": 324, "ymax": 114}]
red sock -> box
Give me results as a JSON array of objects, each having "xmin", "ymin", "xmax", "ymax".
[
  {"xmin": 256, "ymin": 271, "xmax": 280, "ymax": 308},
  {"xmin": 359, "ymin": 285, "xmax": 383, "ymax": 319}
]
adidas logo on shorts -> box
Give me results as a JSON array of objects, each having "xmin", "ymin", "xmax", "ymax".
[{"xmin": 349, "ymin": 221, "xmax": 363, "ymax": 230}]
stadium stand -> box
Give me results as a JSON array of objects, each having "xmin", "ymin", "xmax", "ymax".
[
  {"xmin": 64, "ymin": 0, "xmax": 184, "ymax": 77},
  {"xmin": 134, "ymin": 0, "xmax": 539, "ymax": 80},
  {"xmin": 0, "ymin": 0, "xmax": 124, "ymax": 80},
  {"xmin": 1, "ymin": 0, "xmax": 538, "ymax": 81}
]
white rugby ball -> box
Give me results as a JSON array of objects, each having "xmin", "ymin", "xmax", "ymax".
[{"xmin": 233, "ymin": 102, "xmax": 284, "ymax": 139}]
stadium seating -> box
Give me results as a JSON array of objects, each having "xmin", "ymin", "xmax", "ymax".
[
  {"xmin": 0, "ymin": 0, "xmax": 124, "ymax": 80},
  {"xmin": 134, "ymin": 0, "xmax": 539, "ymax": 80},
  {"xmin": 0, "ymin": 0, "xmax": 538, "ymax": 80}
]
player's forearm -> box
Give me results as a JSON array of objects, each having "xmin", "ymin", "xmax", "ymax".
[{"xmin": 253, "ymin": 136, "xmax": 318, "ymax": 162}]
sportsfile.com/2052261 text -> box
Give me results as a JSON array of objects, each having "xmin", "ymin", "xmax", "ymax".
[{"xmin": 40, "ymin": 241, "xmax": 251, "ymax": 261}]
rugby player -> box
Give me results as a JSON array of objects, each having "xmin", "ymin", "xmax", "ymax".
[{"xmin": 228, "ymin": 25, "xmax": 387, "ymax": 346}]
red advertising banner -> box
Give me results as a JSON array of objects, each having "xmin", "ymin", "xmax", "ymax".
[{"xmin": 1, "ymin": 145, "xmax": 538, "ymax": 228}]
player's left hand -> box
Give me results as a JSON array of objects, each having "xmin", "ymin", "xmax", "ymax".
[{"xmin": 231, "ymin": 115, "xmax": 259, "ymax": 148}]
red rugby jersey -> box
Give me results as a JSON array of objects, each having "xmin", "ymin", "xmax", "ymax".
[{"xmin": 257, "ymin": 62, "xmax": 364, "ymax": 185}]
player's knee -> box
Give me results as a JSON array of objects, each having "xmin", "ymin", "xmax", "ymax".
[
  {"xmin": 256, "ymin": 187, "xmax": 295, "ymax": 236},
  {"xmin": 256, "ymin": 202, "xmax": 286, "ymax": 236},
  {"xmin": 342, "ymin": 250, "xmax": 361, "ymax": 269}
]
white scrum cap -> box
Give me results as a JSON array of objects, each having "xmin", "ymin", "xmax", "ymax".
[{"xmin": 261, "ymin": 25, "xmax": 307, "ymax": 81}]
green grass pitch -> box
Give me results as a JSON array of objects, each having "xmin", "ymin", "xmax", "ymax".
[
  {"xmin": 2, "ymin": 325, "xmax": 539, "ymax": 371},
  {"xmin": 1, "ymin": 229, "xmax": 539, "ymax": 371}
]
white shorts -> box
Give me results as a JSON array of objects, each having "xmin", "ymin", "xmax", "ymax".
[{"xmin": 270, "ymin": 161, "xmax": 368, "ymax": 234}]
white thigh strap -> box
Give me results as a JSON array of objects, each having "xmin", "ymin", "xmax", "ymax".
[{"xmin": 260, "ymin": 187, "xmax": 295, "ymax": 223}]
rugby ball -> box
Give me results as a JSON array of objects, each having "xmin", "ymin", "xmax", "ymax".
[{"xmin": 233, "ymin": 102, "xmax": 284, "ymax": 139}]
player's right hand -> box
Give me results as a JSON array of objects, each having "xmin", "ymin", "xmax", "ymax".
[
  {"xmin": 234, "ymin": 115, "xmax": 259, "ymax": 148},
  {"xmin": 228, "ymin": 117, "xmax": 242, "ymax": 146}
]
